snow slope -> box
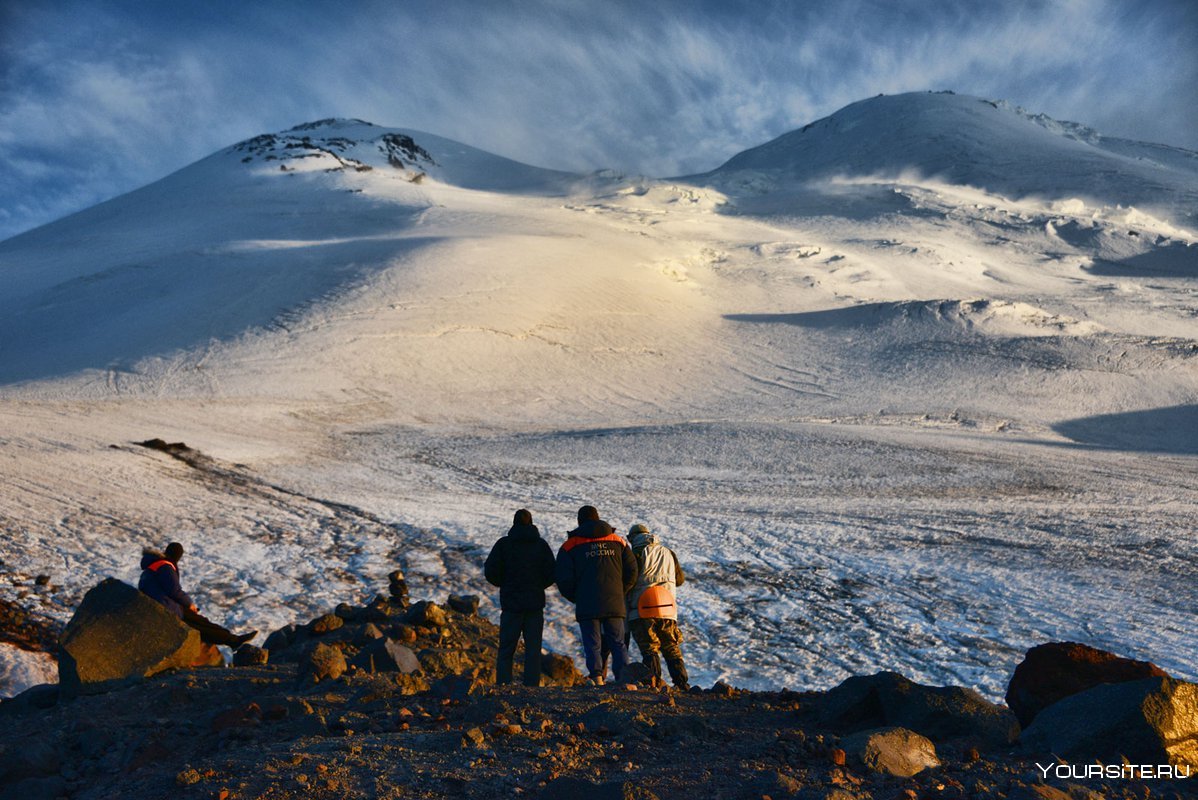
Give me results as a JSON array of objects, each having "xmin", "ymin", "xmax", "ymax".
[{"xmin": 1, "ymin": 92, "xmax": 1196, "ymax": 699}]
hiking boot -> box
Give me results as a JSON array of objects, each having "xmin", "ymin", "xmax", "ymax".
[
  {"xmin": 232, "ymin": 630, "xmax": 258, "ymax": 648},
  {"xmin": 588, "ymin": 674, "xmax": 605, "ymax": 687}
]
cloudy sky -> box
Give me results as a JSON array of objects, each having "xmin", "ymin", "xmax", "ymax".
[{"xmin": 2, "ymin": 0, "xmax": 1195, "ymax": 241}]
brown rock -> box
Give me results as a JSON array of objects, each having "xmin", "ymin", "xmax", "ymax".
[
  {"xmin": 841, "ymin": 726, "xmax": 941, "ymax": 777},
  {"xmin": 300, "ymin": 642, "xmax": 347, "ymax": 683},
  {"xmin": 309, "ymin": 613, "xmax": 344, "ymax": 635},
  {"xmin": 58, "ymin": 579, "xmax": 222, "ymax": 697},
  {"xmin": 1020, "ymin": 676, "xmax": 1198, "ymax": 768},
  {"xmin": 1005, "ymin": 641, "xmax": 1168, "ymax": 727},
  {"xmin": 232, "ymin": 644, "xmax": 268, "ymax": 666}
]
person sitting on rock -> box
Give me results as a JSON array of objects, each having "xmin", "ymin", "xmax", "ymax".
[
  {"xmin": 484, "ymin": 508, "xmax": 556, "ymax": 686},
  {"xmin": 554, "ymin": 505, "xmax": 637, "ymax": 686},
  {"xmin": 138, "ymin": 542, "xmax": 256, "ymax": 648},
  {"xmin": 625, "ymin": 524, "xmax": 689, "ymax": 690}
]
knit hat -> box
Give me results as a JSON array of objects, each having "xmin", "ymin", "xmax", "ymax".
[
  {"xmin": 577, "ymin": 505, "xmax": 599, "ymax": 524},
  {"xmin": 513, "ymin": 509, "xmax": 533, "ymax": 526},
  {"xmin": 629, "ymin": 524, "xmax": 650, "ymax": 536},
  {"xmin": 165, "ymin": 542, "xmax": 184, "ymax": 562}
]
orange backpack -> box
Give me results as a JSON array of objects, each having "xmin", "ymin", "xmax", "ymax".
[{"xmin": 637, "ymin": 584, "xmax": 677, "ymax": 618}]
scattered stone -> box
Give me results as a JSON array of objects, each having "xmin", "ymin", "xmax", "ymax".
[
  {"xmin": 447, "ymin": 594, "xmax": 480, "ymax": 615},
  {"xmin": 462, "ymin": 727, "xmax": 487, "ymax": 748},
  {"xmin": 1005, "ymin": 641, "xmax": 1168, "ymax": 728},
  {"xmin": 176, "ymin": 768, "xmax": 202, "ymax": 785},
  {"xmin": 841, "ymin": 726, "xmax": 941, "ymax": 777},
  {"xmin": 358, "ymin": 622, "xmax": 385, "ymax": 643},
  {"xmin": 299, "ymin": 642, "xmax": 347, "ymax": 683},
  {"xmin": 1020, "ymin": 676, "xmax": 1198, "ymax": 768},
  {"xmin": 351, "ymin": 638, "xmax": 421, "ymax": 674},
  {"xmin": 541, "ymin": 777, "xmax": 661, "ymax": 800},
  {"xmin": 406, "ymin": 601, "xmax": 449, "ymax": 628},
  {"xmin": 33, "ymin": 575, "xmax": 50, "ymax": 587},
  {"xmin": 829, "ymin": 747, "xmax": 846, "ymax": 766},
  {"xmin": 57, "ymin": 579, "xmax": 223, "ymax": 697},
  {"xmin": 233, "ymin": 644, "xmax": 269, "ymax": 666},
  {"xmin": 709, "ymin": 681, "xmax": 736, "ymax": 697},
  {"xmin": 542, "ymin": 652, "xmax": 583, "ymax": 685},
  {"xmin": 309, "ymin": 613, "xmax": 344, "ymax": 635},
  {"xmin": 392, "ymin": 624, "xmax": 418, "ymax": 644}
]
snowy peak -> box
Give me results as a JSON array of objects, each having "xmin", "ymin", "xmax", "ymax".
[
  {"xmin": 229, "ymin": 119, "xmax": 436, "ymax": 177},
  {"xmin": 705, "ymin": 91, "xmax": 1198, "ymax": 218},
  {"xmin": 224, "ymin": 118, "xmax": 578, "ymax": 194}
]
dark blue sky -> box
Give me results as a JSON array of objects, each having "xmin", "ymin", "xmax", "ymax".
[{"xmin": 2, "ymin": 0, "xmax": 1195, "ymax": 241}]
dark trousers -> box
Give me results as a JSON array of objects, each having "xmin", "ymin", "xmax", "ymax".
[
  {"xmin": 182, "ymin": 608, "xmax": 239, "ymax": 647},
  {"xmin": 579, "ymin": 617, "xmax": 629, "ymax": 681},
  {"xmin": 497, "ymin": 609, "xmax": 544, "ymax": 686}
]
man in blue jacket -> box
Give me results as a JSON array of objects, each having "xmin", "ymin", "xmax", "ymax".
[
  {"xmin": 139, "ymin": 542, "xmax": 256, "ymax": 648},
  {"xmin": 484, "ymin": 508, "xmax": 556, "ymax": 686},
  {"xmin": 554, "ymin": 506, "xmax": 638, "ymax": 685}
]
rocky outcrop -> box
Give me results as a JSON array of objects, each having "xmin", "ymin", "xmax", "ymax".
[
  {"xmin": 840, "ymin": 726, "xmax": 941, "ymax": 777},
  {"xmin": 1020, "ymin": 676, "xmax": 1198, "ymax": 767},
  {"xmin": 1005, "ymin": 641, "xmax": 1169, "ymax": 727},
  {"xmin": 57, "ymin": 579, "xmax": 222, "ymax": 697},
  {"xmin": 261, "ymin": 594, "xmax": 584, "ymax": 689},
  {"xmin": 817, "ymin": 671, "xmax": 1019, "ymax": 749}
]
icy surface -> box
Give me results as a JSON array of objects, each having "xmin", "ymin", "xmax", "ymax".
[{"xmin": 1, "ymin": 92, "xmax": 1196, "ymax": 698}]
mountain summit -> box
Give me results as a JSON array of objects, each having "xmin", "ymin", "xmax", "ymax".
[{"xmin": 702, "ymin": 91, "xmax": 1198, "ymax": 219}]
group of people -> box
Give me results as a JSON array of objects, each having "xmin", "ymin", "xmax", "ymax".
[
  {"xmin": 485, "ymin": 505, "xmax": 690, "ymax": 689},
  {"xmin": 134, "ymin": 503, "xmax": 689, "ymax": 690}
]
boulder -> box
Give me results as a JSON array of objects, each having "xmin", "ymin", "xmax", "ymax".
[
  {"xmin": 406, "ymin": 601, "xmax": 449, "ymax": 628},
  {"xmin": 57, "ymin": 579, "xmax": 222, "ymax": 697},
  {"xmin": 351, "ymin": 638, "xmax": 422, "ymax": 674},
  {"xmin": 262, "ymin": 624, "xmax": 296, "ymax": 652},
  {"xmin": 447, "ymin": 594, "xmax": 480, "ymax": 615},
  {"xmin": 841, "ymin": 726, "xmax": 941, "ymax": 777},
  {"xmin": 542, "ymin": 651, "xmax": 583, "ymax": 686},
  {"xmin": 818, "ymin": 671, "xmax": 1018, "ymax": 749},
  {"xmin": 308, "ymin": 612, "xmax": 344, "ymax": 635},
  {"xmin": 1020, "ymin": 676, "xmax": 1198, "ymax": 768},
  {"xmin": 1005, "ymin": 641, "xmax": 1168, "ymax": 728},
  {"xmin": 299, "ymin": 642, "xmax": 347, "ymax": 684},
  {"xmin": 232, "ymin": 645, "xmax": 269, "ymax": 666}
]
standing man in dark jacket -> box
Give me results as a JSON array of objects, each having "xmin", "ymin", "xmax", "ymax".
[
  {"xmin": 554, "ymin": 505, "xmax": 638, "ymax": 685},
  {"xmin": 138, "ymin": 542, "xmax": 256, "ymax": 648},
  {"xmin": 484, "ymin": 509, "xmax": 556, "ymax": 686}
]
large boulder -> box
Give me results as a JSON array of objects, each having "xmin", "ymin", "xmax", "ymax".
[
  {"xmin": 1005, "ymin": 641, "xmax": 1168, "ymax": 728},
  {"xmin": 818, "ymin": 671, "xmax": 1018, "ymax": 749},
  {"xmin": 57, "ymin": 579, "xmax": 222, "ymax": 697},
  {"xmin": 841, "ymin": 726, "xmax": 941, "ymax": 777},
  {"xmin": 1021, "ymin": 676, "xmax": 1198, "ymax": 768}
]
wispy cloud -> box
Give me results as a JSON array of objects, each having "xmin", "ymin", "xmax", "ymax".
[{"xmin": 1, "ymin": 0, "xmax": 1195, "ymax": 240}]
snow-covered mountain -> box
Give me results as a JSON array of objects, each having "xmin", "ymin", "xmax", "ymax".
[{"xmin": 1, "ymin": 92, "xmax": 1196, "ymax": 699}]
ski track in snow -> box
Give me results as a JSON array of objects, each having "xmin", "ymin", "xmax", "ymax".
[{"xmin": 1, "ymin": 94, "xmax": 1197, "ymax": 699}]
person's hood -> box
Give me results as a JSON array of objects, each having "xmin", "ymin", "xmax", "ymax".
[
  {"xmin": 507, "ymin": 523, "xmax": 541, "ymax": 540},
  {"xmin": 570, "ymin": 519, "xmax": 615, "ymax": 539},
  {"xmin": 630, "ymin": 531, "xmax": 658, "ymax": 549},
  {"xmin": 140, "ymin": 550, "xmax": 168, "ymax": 569}
]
